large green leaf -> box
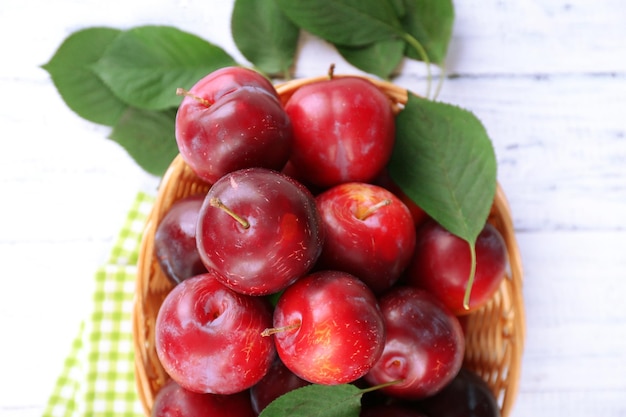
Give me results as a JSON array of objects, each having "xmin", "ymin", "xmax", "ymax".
[
  {"xmin": 389, "ymin": 93, "xmax": 497, "ymax": 245},
  {"xmin": 41, "ymin": 27, "xmax": 127, "ymax": 126},
  {"xmin": 108, "ymin": 107, "xmax": 179, "ymax": 177},
  {"xmin": 259, "ymin": 384, "xmax": 361, "ymax": 417},
  {"xmin": 400, "ymin": 0, "xmax": 455, "ymax": 65},
  {"xmin": 336, "ymin": 38, "xmax": 405, "ymax": 79},
  {"xmin": 231, "ymin": 0, "xmax": 300, "ymax": 78},
  {"xmin": 275, "ymin": 0, "xmax": 404, "ymax": 46},
  {"xmin": 93, "ymin": 25, "xmax": 237, "ymax": 110}
]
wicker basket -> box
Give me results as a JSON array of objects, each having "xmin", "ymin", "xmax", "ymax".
[{"xmin": 133, "ymin": 75, "xmax": 525, "ymax": 417}]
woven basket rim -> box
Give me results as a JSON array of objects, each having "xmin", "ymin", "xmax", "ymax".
[{"xmin": 132, "ymin": 75, "xmax": 525, "ymax": 417}]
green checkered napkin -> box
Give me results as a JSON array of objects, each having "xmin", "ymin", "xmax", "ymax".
[{"xmin": 43, "ymin": 192, "xmax": 155, "ymax": 417}]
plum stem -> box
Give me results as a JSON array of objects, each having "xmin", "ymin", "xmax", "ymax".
[
  {"xmin": 401, "ymin": 33, "xmax": 433, "ymax": 99},
  {"xmin": 209, "ymin": 197, "xmax": 250, "ymax": 229},
  {"xmin": 176, "ymin": 87, "xmax": 211, "ymax": 107},
  {"xmin": 357, "ymin": 199, "xmax": 392, "ymax": 221},
  {"xmin": 261, "ymin": 321, "xmax": 301, "ymax": 337},
  {"xmin": 327, "ymin": 63, "xmax": 336, "ymax": 80}
]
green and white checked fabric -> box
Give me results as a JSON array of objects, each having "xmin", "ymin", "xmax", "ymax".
[{"xmin": 43, "ymin": 192, "xmax": 155, "ymax": 417}]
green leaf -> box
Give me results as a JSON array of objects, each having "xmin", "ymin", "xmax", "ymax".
[
  {"xmin": 336, "ymin": 38, "xmax": 405, "ymax": 79},
  {"xmin": 41, "ymin": 27, "xmax": 127, "ymax": 126},
  {"xmin": 400, "ymin": 0, "xmax": 455, "ymax": 65},
  {"xmin": 388, "ymin": 0, "xmax": 407, "ymax": 18},
  {"xmin": 259, "ymin": 384, "xmax": 361, "ymax": 417},
  {"xmin": 275, "ymin": 0, "xmax": 404, "ymax": 46},
  {"xmin": 389, "ymin": 93, "xmax": 497, "ymax": 245},
  {"xmin": 93, "ymin": 25, "xmax": 237, "ymax": 110},
  {"xmin": 231, "ymin": 0, "xmax": 300, "ymax": 78},
  {"xmin": 108, "ymin": 107, "xmax": 179, "ymax": 177}
]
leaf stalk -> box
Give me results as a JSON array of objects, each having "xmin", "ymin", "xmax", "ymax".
[
  {"xmin": 463, "ymin": 241, "xmax": 478, "ymax": 310},
  {"xmin": 401, "ymin": 33, "xmax": 432, "ymax": 99}
]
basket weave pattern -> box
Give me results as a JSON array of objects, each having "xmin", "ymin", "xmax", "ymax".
[{"xmin": 133, "ymin": 76, "xmax": 525, "ymax": 417}]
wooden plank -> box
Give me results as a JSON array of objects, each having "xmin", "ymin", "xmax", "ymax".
[
  {"xmin": 446, "ymin": 0, "xmax": 626, "ymax": 75},
  {"xmin": 513, "ymin": 230, "xmax": 626, "ymax": 416},
  {"xmin": 515, "ymin": 390, "xmax": 626, "ymax": 416}
]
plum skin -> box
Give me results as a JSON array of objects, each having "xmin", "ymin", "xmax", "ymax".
[
  {"xmin": 272, "ymin": 270, "xmax": 386, "ymax": 385},
  {"xmin": 155, "ymin": 272, "xmax": 276, "ymax": 395},
  {"xmin": 365, "ymin": 286, "xmax": 465, "ymax": 399}
]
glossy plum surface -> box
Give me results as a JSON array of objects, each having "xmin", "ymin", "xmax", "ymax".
[
  {"xmin": 315, "ymin": 182, "xmax": 416, "ymax": 294},
  {"xmin": 271, "ymin": 270, "xmax": 385, "ymax": 385},
  {"xmin": 154, "ymin": 194, "xmax": 207, "ymax": 285},
  {"xmin": 196, "ymin": 168, "xmax": 324, "ymax": 296},
  {"xmin": 284, "ymin": 76, "xmax": 395, "ymax": 188},
  {"xmin": 176, "ymin": 86, "xmax": 293, "ymax": 184},
  {"xmin": 151, "ymin": 378, "xmax": 256, "ymax": 417},
  {"xmin": 155, "ymin": 272, "xmax": 275, "ymax": 394},
  {"xmin": 406, "ymin": 220, "xmax": 508, "ymax": 315},
  {"xmin": 365, "ymin": 286, "xmax": 465, "ymax": 399},
  {"xmin": 180, "ymin": 65, "xmax": 279, "ymax": 103}
]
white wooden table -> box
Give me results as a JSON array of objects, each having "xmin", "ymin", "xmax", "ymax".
[{"xmin": 1, "ymin": 0, "xmax": 625, "ymax": 416}]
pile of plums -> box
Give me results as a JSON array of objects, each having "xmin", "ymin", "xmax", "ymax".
[{"xmin": 151, "ymin": 66, "xmax": 508, "ymax": 417}]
